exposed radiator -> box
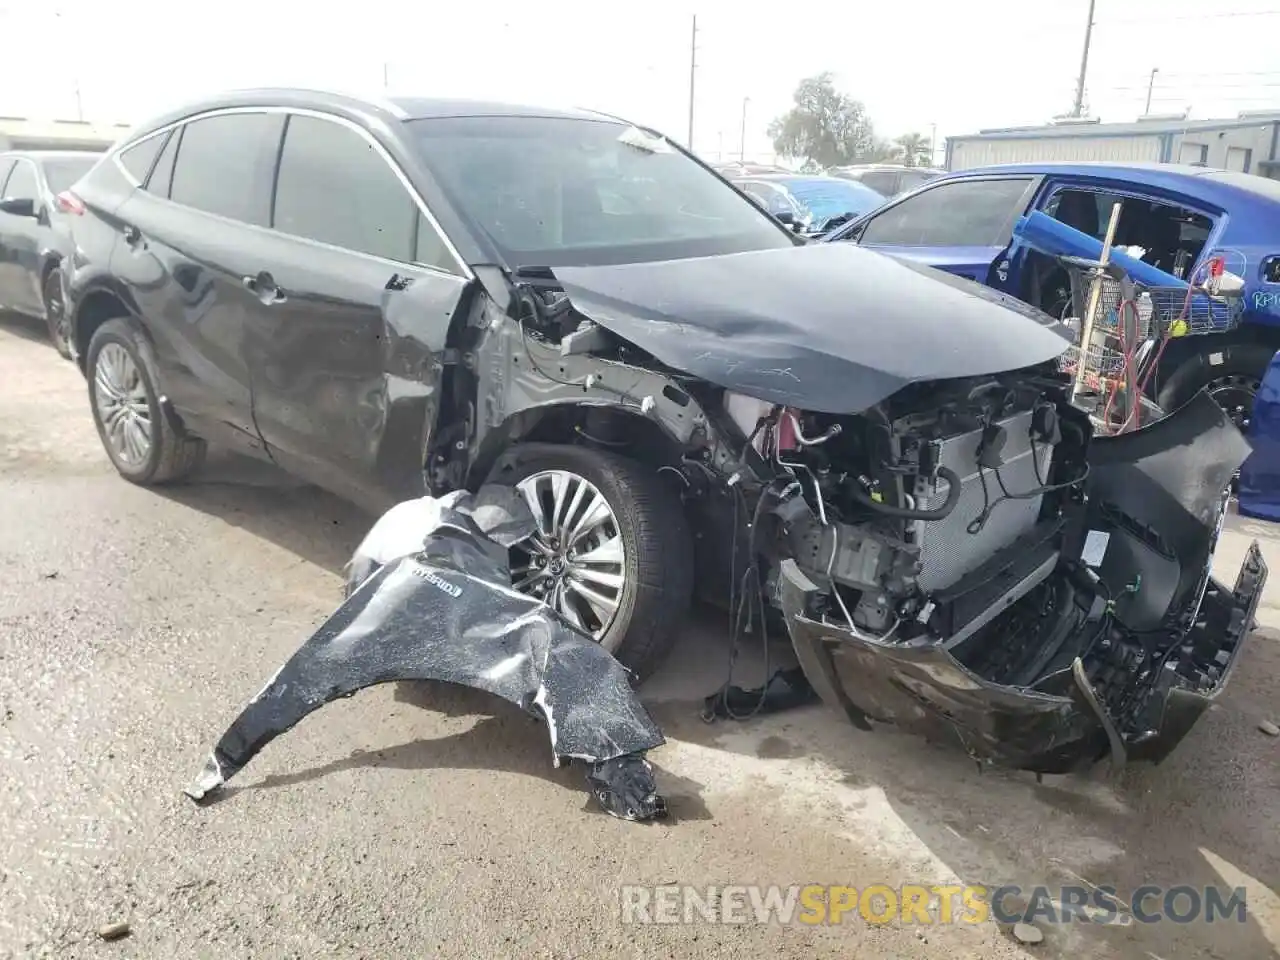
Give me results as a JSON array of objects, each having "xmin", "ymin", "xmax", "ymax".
[{"xmin": 912, "ymin": 410, "xmax": 1054, "ymax": 593}]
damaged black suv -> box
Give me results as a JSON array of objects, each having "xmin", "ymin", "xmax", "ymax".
[{"xmin": 65, "ymin": 89, "xmax": 1265, "ymax": 774}]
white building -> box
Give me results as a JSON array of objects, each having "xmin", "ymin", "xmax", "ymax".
[
  {"xmin": 0, "ymin": 117, "xmax": 131, "ymax": 153},
  {"xmin": 946, "ymin": 112, "xmax": 1280, "ymax": 179}
]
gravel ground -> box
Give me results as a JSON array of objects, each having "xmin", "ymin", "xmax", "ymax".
[{"xmin": 1, "ymin": 315, "xmax": 1278, "ymax": 959}]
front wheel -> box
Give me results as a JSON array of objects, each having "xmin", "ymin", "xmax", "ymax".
[
  {"xmin": 1157, "ymin": 341, "xmax": 1271, "ymax": 434},
  {"xmin": 490, "ymin": 444, "xmax": 694, "ymax": 682}
]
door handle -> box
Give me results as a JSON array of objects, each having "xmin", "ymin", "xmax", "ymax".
[
  {"xmin": 243, "ymin": 271, "xmax": 287, "ymax": 305},
  {"xmin": 122, "ymin": 224, "xmax": 146, "ymax": 249}
]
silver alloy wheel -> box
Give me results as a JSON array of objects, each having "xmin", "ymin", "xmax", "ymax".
[
  {"xmin": 511, "ymin": 469, "xmax": 627, "ymax": 648},
  {"xmin": 93, "ymin": 343, "xmax": 153, "ymax": 467}
]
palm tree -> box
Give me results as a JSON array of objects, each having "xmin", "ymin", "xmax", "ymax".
[{"xmin": 894, "ymin": 132, "xmax": 932, "ymax": 168}]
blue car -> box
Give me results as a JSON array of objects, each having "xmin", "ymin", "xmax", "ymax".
[
  {"xmin": 824, "ymin": 162, "xmax": 1280, "ymax": 429},
  {"xmin": 734, "ymin": 174, "xmax": 886, "ymax": 235}
]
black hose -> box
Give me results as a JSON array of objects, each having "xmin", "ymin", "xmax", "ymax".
[{"xmin": 846, "ymin": 465, "xmax": 964, "ymax": 521}]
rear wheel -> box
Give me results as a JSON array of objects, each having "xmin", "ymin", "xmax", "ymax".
[
  {"xmin": 86, "ymin": 317, "xmax": 206, "ymax": 485},
  {"xmin": 492, "ymin": 445, "xmax": 693, "ymax": 682},
  {"xmin": 42, "ymin": 268, "xmax": 72, "ymax": 360}
]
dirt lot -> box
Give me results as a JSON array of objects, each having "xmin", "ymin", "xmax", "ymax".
[{"xmin": 2, "ymin": 315, "xmax": 1279, "ymax": 959}]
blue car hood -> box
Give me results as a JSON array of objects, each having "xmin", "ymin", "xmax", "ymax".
[{"xmin": 553, "ymin": 243, "xmax": 1072, "ymax": 414}]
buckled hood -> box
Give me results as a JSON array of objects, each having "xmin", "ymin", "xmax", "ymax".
[{"xmin": 553, "ymin": 243, "xmax": 1072, "ymax": 414}]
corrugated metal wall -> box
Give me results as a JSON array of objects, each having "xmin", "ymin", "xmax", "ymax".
[{"xmin": 950, "ymin": 134, "xmax": 1164, "ymax": 170}]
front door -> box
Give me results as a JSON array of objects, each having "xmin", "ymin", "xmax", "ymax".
[
  {"xmin": 246, "ymin": 111, "xmax": 469, "ymax": 510},
  {"xmin": 838, "ymin": 175, "xmax": 1041, "ymax": 288}
]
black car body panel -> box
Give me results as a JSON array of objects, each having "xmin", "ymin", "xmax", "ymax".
[{"xmin": 554, "ymin": 244, "xmax": 1072, "ymax": 413}]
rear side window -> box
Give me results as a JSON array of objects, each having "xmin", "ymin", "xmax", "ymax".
[
  {"xmin": 44, "ymin": 158, "xmax": 98, "ymax": 194},
  {"xmin": 147, "ymin": 130, "xmax": 180, "ymax": 198},
  {"xmin": 3, "ymin": 160, "xmax": 39, "ymax": 201},
  {"xmin": 859, "ymin": 177, "xmax": 1033, "ymax": 247},
  {"xmin": 272, "ymin": 114, "xmax": 451, "ymax": 269},
  {"xmin": 118, "ymin": 135, "xmax": 166, "ymax": 184},
  {"xmin": 170, "ymin": 112, "xmax": 281, "ymax": 226},
  {"xmin": 858, "ymin": 171, "xmax": 899, "ymax": 195}
]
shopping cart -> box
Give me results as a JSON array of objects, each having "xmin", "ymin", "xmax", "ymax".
[{"xmin": 1055, "ymin": 254, "xmax": 1245, "ymax": 434}]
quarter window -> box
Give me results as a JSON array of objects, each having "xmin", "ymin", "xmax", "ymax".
[
  {"xmin": 169, "ymin": 112, "xmax": 280, "ymax": 225},
  {"xmin": 273, "ymin": 114, "xmax": 451, "ymax": 270},
  {"xmin": 147, "ymin": 129, "xmax": 180, "ymax": 198},
  {"xmin": 118, "ymin": 135, "xmax": 165, "ymax": 184},
  {"xmin": 859, "ymin": 177, "xmax": 1033, "ymax": 247},
  {"xmin": 3, "ymin": 160, "xmax": 39, "ymax": 202}
]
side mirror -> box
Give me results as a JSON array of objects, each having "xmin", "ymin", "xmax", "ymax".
[
  {"xmin": 774, "ymin": 210, "xmax": 797, "ymax": 227},
  {"xmin": 0, "ymin": 197, "xmax": 36, "ymax": 218}
]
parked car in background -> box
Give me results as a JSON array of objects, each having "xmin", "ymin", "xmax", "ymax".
[
  {"xmin": 0, "ymin": 150, "xmax": 101, "ymax": 357},
  {"xmin": 824, "ymin": 161, "xmax": 1280, "ymax": 430},
  {"xmin": 733, "ymin": 173, "xmax": 886, "ymax": 236},
  {"xmin": 829, "ymin": 163, "xmax": 945, "ymax": 197}
]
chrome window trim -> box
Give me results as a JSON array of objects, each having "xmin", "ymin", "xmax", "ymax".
[{"xmin": 109, "ymin": 104, "xmax": 471, "ymax": 279}]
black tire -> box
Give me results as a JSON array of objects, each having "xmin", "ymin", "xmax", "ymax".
[
  {"xmin": 86, "ymin": 317, "xmax": 206, "ymax": 485},
  {"xmin": 490, "ymin": 444, "xmax": 694, "ymax": 682},
  {"xmin": 1156, "ymin": 341, "xmax": 1272, "ymax": 432},
  {"xmin": 42, "ymin": 268, "xmax": 73, "ymax": 360}
]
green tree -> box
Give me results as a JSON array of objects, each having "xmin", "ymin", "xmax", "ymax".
[
  {"xmin": 768, "ymin": 73, "xmax": 880, "ymax": 168},
  {"xmin": 895, "ymin": 132, "xmax": 932, "ymax": 167}
]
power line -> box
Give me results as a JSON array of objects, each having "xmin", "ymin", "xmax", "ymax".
[{"xmin": 1097, "ymin": 8, "xmax": 1280, "ymax": 24}]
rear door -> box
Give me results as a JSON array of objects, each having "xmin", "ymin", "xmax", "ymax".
[
  {"xmin": 838, "ymin": 175, "xmax": 1041, "ymax": 287},
  {"xmin": 248, "ymin": 110, "xmax": 469, "ymax": 508},
  {"xmin": 110, "ymin": 111, "xmax": 284, "ymax": 455},
  {"xmin": 0, "ymin": 158, "xmax": 45, "ymax": 313}
]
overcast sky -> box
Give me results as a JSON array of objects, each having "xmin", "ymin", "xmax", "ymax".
[{"xmin": 3, "ymin": 0, "xmax": 1280, "ymax": 162}]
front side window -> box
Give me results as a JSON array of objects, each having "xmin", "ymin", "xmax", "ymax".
[
  {"xmin": 3, "ymin": 160, "xmax": 39, "ymax": 201},
  {"xmin": 169, "ymin": 112, "xmax": 280, "ymax": 225},
  {"xmin": 409, "ymin": 116, "xmax": 793, "ymax": 267},
  {"xmin": 271, "ymin": 114, "xmax": 452, "ymax": 270},
  {"xmin": 859, "ymin": 177, "xmax": 1033, "ymax": 247}
]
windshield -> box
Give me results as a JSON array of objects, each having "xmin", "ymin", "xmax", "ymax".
[
  {"xmin": 43, "ymin": 157, "xmax": 97, "ymax": 194},
  {"xmin": 408, "ymin": 116, "xmax": 794, "ymax": 267},
  {"xmin": 778, "ymin": 178, "xmax": 886, "ymax": 227}
]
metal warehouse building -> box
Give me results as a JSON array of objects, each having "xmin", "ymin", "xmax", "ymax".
[
  {"xmin": 946, "ymin": 113, "xmax": 1280, "ymax": 179},
  {"xmin": 0, "ymin": 117, "xmax": 131, "ymax": 153}
]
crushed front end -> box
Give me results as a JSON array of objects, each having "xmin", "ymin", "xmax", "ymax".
[{"xmin": 757, "ymin": 382, "xmax": 1266, "ymax": 772}]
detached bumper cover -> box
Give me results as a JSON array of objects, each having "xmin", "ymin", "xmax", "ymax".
[
  {"xmin": 185, "ymin": 487, "xmax": 668, "ymax": 821},
  {"xmin": 780, "ymin": 543, "xmax": 1265, "ymax": 772}
]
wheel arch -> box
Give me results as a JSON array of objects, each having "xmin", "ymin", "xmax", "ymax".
[
  {"xmin": 467, "ymin": 401, "xmax": 694, "ymax": 492},
  {"xmin": 70, "ymin": 280, "xmax": 141, "ymax": 370}
]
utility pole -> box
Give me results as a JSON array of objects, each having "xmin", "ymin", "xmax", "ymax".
[
  {"xmin": 1144, "ymin": 67, "xmax": 1159, "ymax": 114},
  {"xmin": 1071, "ymin": 0, "xmax": 1097, "ymax": 117},
  {"xmin": 930, "ymin": 122, "xmax": 937, "ymax": 166},
  {"xmin": 74, "ymin": 81, "xmax": 83, "ymax": 122},
  {"xmin": 383, "ymin": 62, "xmax": 390, "ymax": 90},
  {"xmin": 687, "ymin": 15, "xmax": 697, "ymax": 150},
  {"xmin": 739, "ymin": 97, "xmax": 750, "ymax": 162}
]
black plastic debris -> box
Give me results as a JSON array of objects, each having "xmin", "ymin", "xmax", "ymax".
[{"xmin": 184, "ymin": 486, "xmax": 668, "ymax": 821}]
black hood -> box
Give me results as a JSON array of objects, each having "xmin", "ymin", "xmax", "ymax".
[{"xmin": 553, "ymin": 243, "xmax": 1071, "ymax": 413}]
